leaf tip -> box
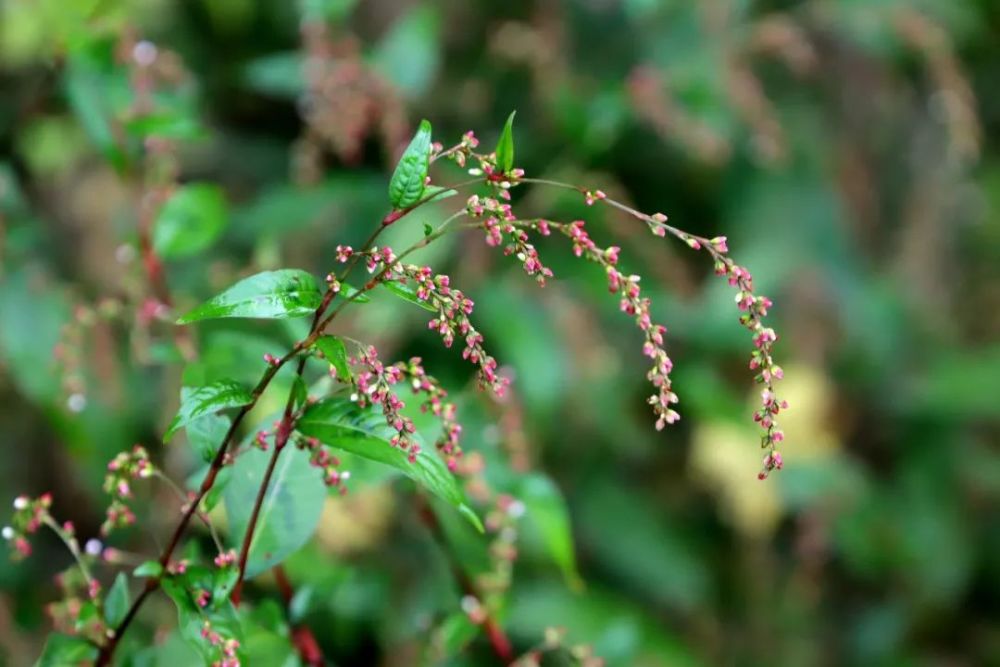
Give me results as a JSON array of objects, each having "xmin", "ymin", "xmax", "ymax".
[{"xmin": 459, "ymin": 504, "xmax": 485, "ymax": 534}]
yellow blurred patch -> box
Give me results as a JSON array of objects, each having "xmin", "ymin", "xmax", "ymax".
[
  {"xmin": 314, "ymin": 484, "xmax": 395, "ymax": 556},
  {"xmin": 689, "ymin": 363, "xmax": 841, "ymax": 537}
]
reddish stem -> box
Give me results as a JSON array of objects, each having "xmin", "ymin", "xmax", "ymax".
[
  {"xmin": 274, "ymin": 565, "xmax": 325, "ymax": 666},
  {"xmin": 418, "ymin": 501, "xmax": 513, "ymax": 663}
]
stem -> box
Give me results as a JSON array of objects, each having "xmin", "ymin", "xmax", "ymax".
[
  {"xmin": 230, "ymin": 368, "xmax": 300, "ymax": 604},
  {"xmin": 153, "ymin": 471, "xmax": 223, "ymax": 553},
  {"xmin": 97, "ymin": 187, "xmax": 458, "ymax": 664},
  {"xmin": 417, "ymin": 500, "xmax": 513, "ymax": 663},
  {"xmin": 274, "ymin": 565, "xmax": 325, "ymax": 666},
  {"xmin": 40, "ymin": 516, "xmax": 93, "ymax": 586}
]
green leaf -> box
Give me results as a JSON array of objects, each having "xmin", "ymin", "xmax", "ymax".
[
  {"xmin": 242, "ymin": 52, "xmax": 304, "ymax": 99},
  {"xmin": 213, "ymin": 566, "xmax": 240, "ymax": 602},
  {"xmin": 301, "ymin": 0, "xmax": 359, "ymax": 21},
  {"xmin": 434, "ymin": 612, "xmax": 479, "ymax": 658},
  {"xmin": 224, "ymin": 447, "xmax": 326, "ymax": 579},
  {"xmin": 104, "ymin": 572, "xmax": 130, "ymax": 627},
  {"xmin": 495, "ymin": 110, "xmax": 516, "ymax": 174},
  {"xmin": 519, "ymin": 473, "xmax": 582, "ymax": 589},
  {"xmin": 64, "ymin": 43, "xmax": 127, "ymax": 171},
  {"xmin": 422, "ymin": 184, "xmax": 458, "ymax": 203},
  {"xmin": 165, "ymin": 380, "xmax": 253, "ymax": 441},
  {"xmin": 380, "ymin": 279, "xmax": 436, "ymax": 312},
  {"xmin": 186, "ymin": 413, "xmax": 231, "ymax": 463},
  {"xmin": 388, "ymin": 120, "xmax": 432, "ymax": 209},
  {"xmin": 313, "ymin": 335, "xmax": 351, "ymax": 382},
  {"xmin": 291, "ymin": 376, "xmax": 309, "ymax": 410},
  {"xmin": 153, "ymin": 183, "xmax": 228, "ymax": 259},
  {"xmin": 372, "ymin": 6, "xmax": 441, "ymax": 98},
  {"xmin": 161, "ymin": 568, "xmax": 244, "ymax": 662},
  {"xmin": 35, "ymin": 633, "xmax": 98, "ymax": 667},
  {"xmin": 177, "ymin": 269, "xmax": 323, "ymax": 323},
  {"xmin": 134, "ymin": 560, "xmax": 164, "ymax": 578},
  {"xmin": 340, "ymin": 281, "xmax": 372, "ymax": 304},
  {"xmin": 124, "ymin": 113, "xmax": 205, "ymax": 141},
  {"xmin": 297, "ymin": 397, "xmax": 481, "ymax": 531}
]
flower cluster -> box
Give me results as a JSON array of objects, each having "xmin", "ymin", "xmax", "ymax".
[
  {"xmin": 432, "ymin": 130, "xmax": 479, "ymax": 168},
  {"xmin": 711, "ymin": 255, "xmax": 787, "ymax": 478},
  {"xmin": 561, "ymin": 220, "xmax": 679, "ymax": 429},
  {"xmin": 466, "ymin": 195, "xmax": 553, "ymax": 285},
  {"xmin": 480, "ymin": 214, "xmax": 679, "ymax": 431},
  {"xmin": 403, "ymin": 265, "xmax": 510, "ymax": 396},
  {"xmin": 636, "ymin": 216, "xmax": 787, "ymax": 476},
  {"xmin": 564, "ymin": 187, "xmax": 788, "ymax": 476},
  {"xmin": 355, "ymin": 345, "xmax": 420, "ymax": 461},
  {"xmin": 213, "ymin": 549, "xmax": 237, "ymax": 568},
  {"xmin": 398, "ymin": 357, "xmax": 463, "ymax": 471},
  {"xmin": 479, "ymin": 494, "xmax": 524, "ymax": 597},
  {"xmin": 201, "ymin": 619, "xmax": 241, "ymax": 667},
  {"xmin": 2, "ymin": 493, "xmax": 51, "ymax": 559},
  {"xmin": 47, "ymin": 567, "xmax": 106, "ymax": 643},
  {"xmin": 297, "ymin": 435, "xmax": 350, "ymax": 491},
  {"xmin": 102, "ymin": 445, "xmax": 154, "ymax": 535}
]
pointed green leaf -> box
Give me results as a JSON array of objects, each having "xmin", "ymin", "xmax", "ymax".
[
  {"xmin": 133, "ymin": 560, "xmax": 164, "ymax": 578},
  {"xmin": 297, "ymin": 397, "xmax": 481, "ymax": 531},
  {"xmin": 186, "ymin": 413, "xmax": 231, "ymax": 463},
  {"xmin": 434, "ymin": 612, "xmax": 479, "ymax": 658},
  {"xmin": 388, "ymin": 120, "xmax": 432, "ymax": 209},
  {"xmin": 35, "ymin": 634, "xmax": 98, "ymax": 667},
  {"xmin": 291, "ymin": 376, "xmax": 309, "ymax": 410},
  {"xmin": 313, "ymin": 335, "xmax": 351, "ymax": 382},
  {"xmin": 153, "ymin": 183, "xmax": 228, "ymax": 259},
  {"xmin": 104, "ymin": 572, "xmax": 130, "ymax": 627},
  {"xmin": 224, "ymin": 447, "xmax": 326, "ymax": 579},
  {"xmin": 519, "ymin": 473, "xmax": 582, "ymax": 589},
  {"xmin": 421, "ymin": 184, "xmax": 458, "ymax": 204},
  {"xmin": 380, "ymin": 279, "xmax": 436, "ymax": 312},
  {"xmin": 165, "ymin": 380, "xmax": 253, "ymax": 441},
  {"xmin": 340, "ymin": 281, "xmax": 372, "ymax": 304},
  {"xmin": 161, "ymin": 567, "xmax": 244, "ymax": 661},
  {"xmin": 177, "ymin": 269, "xmax": 323, "ymax": 323},
  {"xmin": 495, "ymin": 110, "xmax": 516, "ymax": 174}
]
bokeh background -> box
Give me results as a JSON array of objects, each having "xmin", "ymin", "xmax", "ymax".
[{"xmin": 1, "ymin": 0, "xmax": 998, "ymax": 665}]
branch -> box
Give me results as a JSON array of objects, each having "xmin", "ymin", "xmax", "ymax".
[
  {"xmin": 274, "ymin": 565, "xmax": 325, "ymax": 666},
  {"xmin": 418, "ymin": 500, "xmax": 513, "ymax": 663},
  {"xmin": 95, "ymin": 194, "xmax": 452, "ymax": 665}
]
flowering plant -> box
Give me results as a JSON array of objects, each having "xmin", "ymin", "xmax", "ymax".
[{"xmin": 4, "ymin": 107, "xmax": 786, "ymax": 666}]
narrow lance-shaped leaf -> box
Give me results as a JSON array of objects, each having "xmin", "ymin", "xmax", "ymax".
[
  {"xmin": 381, "ymin": 279, "xmax": 437, "ymax": 312},
  {"xmin": 297, "ymin": 397, "xmax": 483, "ymax": 532},
  {"xmin": 495, "ymin": 110, "xmax": 516, "ymax": 174},
  {"xmin": 165, "ymin": 380, "xmax": 253, "ymax": 441},
  {"xmin": 177, "ymin": 269, "xmax": 323, "ymax": 324},
  {"xmin": 388, "ymin": 120, "xmax": 432, "ymax": 209},
  {"xmin": 519, "ymin": 472, "xmax": 582, "ymax": 589},
  {"xmin": 104, "ymin": 572, "xmax": 130, "ymax": 627},
  {"xmin": 35, "ymin": 634, "xmax": 99, "ymax": 667},
  {"xmin": 313, "ymin": 335, "xmax": 352, "ymax": 382}
]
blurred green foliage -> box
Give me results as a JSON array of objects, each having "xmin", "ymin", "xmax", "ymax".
[{"xmin": 1, "ymin": 0, "xmax": 999, "ymax": 665}]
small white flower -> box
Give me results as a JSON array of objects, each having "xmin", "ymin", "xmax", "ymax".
[
  {"xmin": 2, "ymin": 526, "xmax": 14, "ymax": 540},
  {"xmin": 13, "ymin": 497, "xmax": 28, "ymax": 510},
  {"xmin": 67, "ymin": 393, "xmax": 86, "ymax": 413},
  {"xmin": 85, "ymin": 539, "xmax": 103, "ymax": 556}
]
